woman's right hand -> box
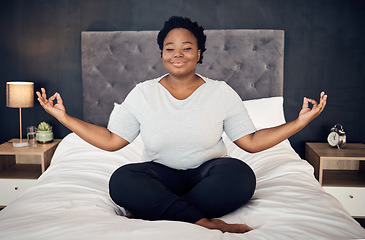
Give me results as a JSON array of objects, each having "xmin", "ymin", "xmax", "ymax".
[
  {"xmin": 36, "ymin": 87, "xmax": 129, "ymax": 151},
  {"xmin": 36, "ymin": 88, "xmax": 67, "ymax": 121}
]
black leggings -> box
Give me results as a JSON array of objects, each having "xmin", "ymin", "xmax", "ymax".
[{"xmin": 109, "ymin": 157, "xmax": 256, "ymax": 223}]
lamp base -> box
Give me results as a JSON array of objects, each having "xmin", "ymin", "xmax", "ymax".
[{"xmin": 12, "ymin": 140, "xmax": 29, "ymax": 147}]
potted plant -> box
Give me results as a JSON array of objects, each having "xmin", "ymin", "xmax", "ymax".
[{"xmin": 36, "ymin": 122, "xmax": 54, "ymax": 143}]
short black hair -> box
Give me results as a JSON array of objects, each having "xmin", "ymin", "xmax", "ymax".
[{"xmin": 157, "ymin": 16, "xmax": 206, "ymax": 64}]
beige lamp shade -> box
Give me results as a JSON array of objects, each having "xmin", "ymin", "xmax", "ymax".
[{"xmin": 6, "ymin": 82, "xmax": 34, "ymax": 108}]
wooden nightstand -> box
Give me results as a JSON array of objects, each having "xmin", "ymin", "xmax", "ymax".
[
  {"xmin": 305, "ymin": 142, "xmax": 365, "ymax": 218},
  {"xmin": 0, "ymin": 139, "xmax": 61, "ymax": 207}
]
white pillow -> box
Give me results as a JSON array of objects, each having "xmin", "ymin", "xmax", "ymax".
[
  {"xmin": 107, "ymin": 103, "xmax": 121, "ymax": 129},
  {"xmin": 243, "ymin": 96, "xmax": 286, "ymax": 130},
  {"xmin": 223, "ymin": 96, "xmax": 288, "ymax": 157}
]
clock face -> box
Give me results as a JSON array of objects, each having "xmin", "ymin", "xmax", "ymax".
[{"xmin": 327, "ymin": 132, "xmax": 339, "ymax": 147}]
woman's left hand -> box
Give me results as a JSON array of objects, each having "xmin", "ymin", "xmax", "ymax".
[
  {"xmin": 298, "ymin": 91, "xmax": 327, "ymax": 124},
  {"xmin": 234, "ymin": 91, "xmax": 327, "ymax": 153}
]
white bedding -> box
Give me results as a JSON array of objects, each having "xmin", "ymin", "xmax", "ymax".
[{"xmin": 0, "ymin": 97, "xmax": 364, "ymax": 240}]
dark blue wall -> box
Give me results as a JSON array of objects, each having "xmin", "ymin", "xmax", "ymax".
[{"xmin": 1, "ymin": 0, "xmax": 364, "ymax": 157}]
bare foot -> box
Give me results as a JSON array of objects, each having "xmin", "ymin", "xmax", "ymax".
[{"xmin": 195, "ymin": 218, "xmax": 253, "ymax": 233}]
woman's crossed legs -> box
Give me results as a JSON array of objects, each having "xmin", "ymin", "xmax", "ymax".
[{"xmin": 109, "ymin": 157, "xmax": 256, "ymax": 233}]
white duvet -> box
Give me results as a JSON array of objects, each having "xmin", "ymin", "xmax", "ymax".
[{"xmin": 0, "ymin": 97, "xmax": 364, "ymax": 239}]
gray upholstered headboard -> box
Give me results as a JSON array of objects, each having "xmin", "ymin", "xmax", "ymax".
[{"xmin": 81, "ymin": 30, "xmax": 284, "ymax": 126}]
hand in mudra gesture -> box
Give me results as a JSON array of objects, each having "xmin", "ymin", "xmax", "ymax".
[
  {"xmin": 298, "ymin": 91, "xmax": 327, "ymax": 124},
  {"xmin": 36, "ymin": 88, "xmax": 67, "ymax": 120}
]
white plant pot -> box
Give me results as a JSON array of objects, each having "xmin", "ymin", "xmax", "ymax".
[{"xmin": 36, "ymin": 131, "xmax": 53, "ymax": 143}]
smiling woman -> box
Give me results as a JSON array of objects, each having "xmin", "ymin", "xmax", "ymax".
[
  {"xmin": 159, "ymin": 28, "xmax": 204, "ymax": 100},
  {"xmin": 157, "ymin": 16, "xmax": 206, "ymax": 64},
  {"xmin": 162, "ymin": 29, "xmax": 201, "ymax": 76},
  {"xmin": 36, "ymin": 16, "xmax": 327, "ymax": 234}
]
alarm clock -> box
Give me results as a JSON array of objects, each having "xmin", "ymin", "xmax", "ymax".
[{"xmin": 327, "ymin": 124, "xmax": 346, "ymax": 149}]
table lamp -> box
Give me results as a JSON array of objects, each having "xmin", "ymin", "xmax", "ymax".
[{"xmin": 6, "ymin": 81, "xmax": 34, "ymax": 147}]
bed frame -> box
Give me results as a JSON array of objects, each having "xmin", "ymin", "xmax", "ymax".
[{"xmin": 81, "ymin": 30, "xmax": 284, "ymax": 126}]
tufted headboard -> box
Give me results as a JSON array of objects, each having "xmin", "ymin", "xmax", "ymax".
[{"xmin": 81, "ymin": 30, "xmax": 284, "ymax": 126}]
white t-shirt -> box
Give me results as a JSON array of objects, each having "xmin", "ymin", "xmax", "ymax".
[{"xmin": 108, "ymin": 74, "xmax": 256, "ymax": 170}]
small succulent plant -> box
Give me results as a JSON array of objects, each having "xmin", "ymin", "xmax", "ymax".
[{"xmin": 37, "ymin": 122, "xmax": 53, "ymax": 131}]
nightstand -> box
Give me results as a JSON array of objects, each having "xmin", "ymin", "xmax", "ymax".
[
  {"xmin": 305, "ymin": 142, "xmax": 365, "ymax": 218},
  {"xmin": 0, "ymin": 139, "xmax": 61, "ymax": 207}
]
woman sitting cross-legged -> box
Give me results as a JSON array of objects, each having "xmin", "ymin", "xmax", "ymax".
[{"xmin": 36, "ymin": 16, "xmax": 327, "ymax": 233}]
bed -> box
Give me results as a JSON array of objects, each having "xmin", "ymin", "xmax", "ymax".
[{"xmin": 0, "ymin": 30, "xmax": 364, "ymax": 240}]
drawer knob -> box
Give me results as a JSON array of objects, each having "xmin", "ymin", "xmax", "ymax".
[
  {"xmin": 15, "ymin": 187, "xmax": 18, "ymax": 190},
  {"xmin": 349, "ymin": 195, "xmax": 354, "ymax": 199}
]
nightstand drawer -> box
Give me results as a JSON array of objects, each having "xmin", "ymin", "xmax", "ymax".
[
  {"xmin": 0, "ymin": 179, "xmax": 36, "ymax": 206},
  {"xmin": 323, "ymin": 186, "xmax": 365, "ymax": 217}
]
